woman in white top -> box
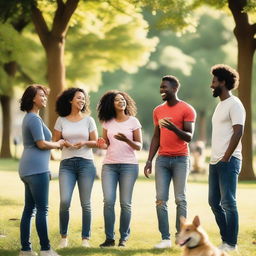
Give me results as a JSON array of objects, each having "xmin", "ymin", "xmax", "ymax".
[
  {"xmin": 53, "ymin": 88, "xmax": 98, "ymax": 248},
  {"xmin": 97, "ymin": 90, "xmax": 142, "ymax": 247}
]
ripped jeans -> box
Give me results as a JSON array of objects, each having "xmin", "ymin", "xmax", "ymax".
[{"xmin": 155, "ymin": 155, "xmax": 189, "ymax": 240}]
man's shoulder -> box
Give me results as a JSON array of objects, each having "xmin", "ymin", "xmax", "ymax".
[{"xmin": 154, "ymin": 102, "xmax": 166, "ymax": 112}]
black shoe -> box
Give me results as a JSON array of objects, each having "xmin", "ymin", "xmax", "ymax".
[
  {"xmin": 100, "ymin": 239, "xmax": 115, "ymax": 247},
  {"xmin": 118, "ymin": 240, "xmax": 126, "ymax": 247}
]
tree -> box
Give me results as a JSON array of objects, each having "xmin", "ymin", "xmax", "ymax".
[
  {"xmin": 0, "ymin": 22, "xmax": 29, "ymax": 157},
  {"xmin": 0, "ymin": 0, "xmax": 157, "ymax": 131}
]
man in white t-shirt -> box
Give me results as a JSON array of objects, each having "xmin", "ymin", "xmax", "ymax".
[{"xmin": 209, "ymin": 64, "xmax": 245, "ymax": 252}]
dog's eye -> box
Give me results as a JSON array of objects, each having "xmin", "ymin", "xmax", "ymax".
[{"xmin": 185, "ymin": 228, "xmax": 190, "ymax": 232}]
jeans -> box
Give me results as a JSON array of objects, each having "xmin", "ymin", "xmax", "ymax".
[
  {"xmin": 155, "ymin": 155, "xmax": 189, "ymax": 240},
  {"xmin": 20, "ymin": 172, "xmax": 50, "ymax": 251},
  {"xmin": 59, "ymin": 157, "xmax": 96, "ymax": 239},
  {"xmin": 208, "ymin": 156, "xmax": 241, "ymax": 246},
  {"xmin": 101, "ymin": 164, "xmax": 138, "ymax": 241}
]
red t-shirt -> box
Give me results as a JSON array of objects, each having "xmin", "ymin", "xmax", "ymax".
[{"xmin": 153, "ymin": 101, "xmax": 196, "ymax": 156}]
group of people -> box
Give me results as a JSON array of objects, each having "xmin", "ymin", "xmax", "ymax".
[{"xmin": 18, "ymin": 64, "xmax": 245, "ymax": 256}]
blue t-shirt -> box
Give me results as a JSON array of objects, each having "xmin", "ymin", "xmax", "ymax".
[{"xmin": 19, "ymin": 112, "xmax": 52, "ymax": 178}]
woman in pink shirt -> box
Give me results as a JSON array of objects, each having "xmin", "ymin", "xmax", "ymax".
[{"xmin": 97, "ymin": 90, "xmax": 142, "ymax": 247}]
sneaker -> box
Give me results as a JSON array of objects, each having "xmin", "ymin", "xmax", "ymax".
[
  {"xmin": 19, "ymin": 251, "xmax": 38, "ymax": 256},
  {"xmin": 39, "ymin": 249, "xmax": 60, "ymax": 256},
  {"xmin": 58, "ymin": 238, "xmax": 68, "ymax": 248},
  {"xmin": 118, "ymin": 240, "xmax": 126, "ymax": 247},
  {"xmin": 218, "ymin": 242, "xmax": 237, "ymax": 252},
  {"xmin": 154, "ymin": 239, "xmax": 172, "ymax": 249},
  {"xmin": 82, "ymin": 239, "xmax": 90, "ymax": 248},
  {"xmin": 99, "ymin": 239, "xmax": 115, "ymax": 247}
]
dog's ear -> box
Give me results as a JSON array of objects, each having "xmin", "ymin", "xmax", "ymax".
[
  {"xmin": 180, "ymin": 216, "xmax": 186, "ymax": 226},
  {"xmin": 192, "ymin": 216, "xmax": 200, "ymax": 227}
]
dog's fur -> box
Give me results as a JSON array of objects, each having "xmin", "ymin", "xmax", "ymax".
[{"xmin": 177, "ymin": 216, "xmax": 228, "ymax": 256}]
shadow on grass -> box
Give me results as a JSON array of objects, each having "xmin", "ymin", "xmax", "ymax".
[
  {"xmin": 0, "ymin": 249, "xmax": 18, "ymax": 256},
  {"xmin": 58, "ymin": 247, "xmax": 180, "ymax": 256}
]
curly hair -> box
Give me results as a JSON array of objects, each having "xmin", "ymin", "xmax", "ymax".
[
  {"xmin": 55, "ymin": 88, "xmax": 90, "ymax": 117},
  {"xmin": 97, "ymin": 90, "xmax": 137, "ymax": 122},
  {"xmin": 20, "ymin": 84, "xmax": 49, "ymax": 112},
  {"xmin": 211, "ymin": 64, "xmax": 239, "ymax": 90}
]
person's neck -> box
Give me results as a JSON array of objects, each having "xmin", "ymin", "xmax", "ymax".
[
  {"xmin": 115, "ymin": 111, "xmax": 128, "ymax": 122},
  {"xmin": 29, "ymin": 107, "xmax": 40, "ymax": 115},
  {"xmin": 69, "ymin": 108, "xmax": 82, "ymax": 118},
  {"xmin": 166, "ymin": 96, "xmax": 180, "ymax": 106},
  {"xmin": 219, "ymin": 90, "xmax": 232, "ymax": 101}
]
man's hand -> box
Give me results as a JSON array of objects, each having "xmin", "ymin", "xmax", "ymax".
[
  {"xmin": 144, "ymin": 161, "xmax": 152, "ymax": 178},
  {"xmin": 159, "ymin": 118, "xmax": 176, "ymax": 131}
]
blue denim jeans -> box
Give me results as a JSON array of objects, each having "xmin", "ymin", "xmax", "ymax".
[
  {"xmin": 208, "ymin": 156, "xmax": 241, "ymax": 246},
  {"xmin": 20, "ymin": 172, "xmax": 51, "ymax": 251},
  {"xmin": 59, "ymin": 157, "xmax": 96, "ymax": 239},
  {"xmin": 101, "ymin": 164, "xmax": 138, "ymax": 241},
  {"xmin": 155, "ymin": 155, "xmax": 189, "ymax": 240}
]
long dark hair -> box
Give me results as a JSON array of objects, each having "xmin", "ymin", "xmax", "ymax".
[{"xmin": 97, "ymin": 90, "xmax": 137, "ymax": 122}]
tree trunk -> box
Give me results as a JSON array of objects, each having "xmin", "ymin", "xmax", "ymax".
[
  {"xmin": 228, "ymin": 0, "xmax": 256, "ymax": 180},
  {"xmin": 236, "ymin": 38, "xmax": 255, "ymax": 180},
  {"xmin": 0, "ymin": 61, "xmax": 17, "ymax": 158},
  {"xmin": 46, "ymin": 38, "xmax": 66, "ymax": 132},
  {"xmin": 0, "ymin": 95, "xmax": 12, "ymax": 158}
]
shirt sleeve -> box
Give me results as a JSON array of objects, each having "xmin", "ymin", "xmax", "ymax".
[
  {"xmin": 28, "ymin": 116, "xmax": 45, "ymax": 142},
  {"xmin": 184, "ymin": 105, "xmax": 197, "ymax": 122},
  {"xmin": 88, "ymin": 117, "xmax": 97, "ymax": 132},
  {"xmin": 54, "ymin": 117, "xmax": 62, "ymax": 132},
  {"xmin": 132, "ymin": 117, "xmax": 142, "ymax": 130},
  {"xmin": 153, "ymin": 108, "xmax": 159, "ymax": 126},
  {"xmin": 230, "ymin": 102, "xmax": 246, "ymax": 126}
]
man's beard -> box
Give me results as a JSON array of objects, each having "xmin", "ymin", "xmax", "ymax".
[{"xmin": 212, "ymin": 86, "xmax": 222, "ymax": 97}]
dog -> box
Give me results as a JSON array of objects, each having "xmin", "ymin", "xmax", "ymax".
[{"xmin": 177, "ymin": 216, "xmax": 229, "ymax": 256}]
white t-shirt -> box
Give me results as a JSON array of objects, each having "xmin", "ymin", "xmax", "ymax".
[
  {"xmin": 102, "ymin": 116, "xmax": 142, "ymax": 164},
  {"xmin": 210, "ymin": 96, "xmax": 245, "ymax": 164},
  {"xmin": 54, "ymin": 116, "xmax": 97, "ymax": 160}
]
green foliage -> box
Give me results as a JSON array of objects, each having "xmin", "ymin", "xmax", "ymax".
[{"xmin": 65, "ymin": 0, "xmax": 158, "ymax": 90}]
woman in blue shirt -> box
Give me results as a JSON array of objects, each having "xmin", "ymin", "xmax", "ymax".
[{"xmin": 19, "ymin": 85, "xmax": 64, "ymax": 256}]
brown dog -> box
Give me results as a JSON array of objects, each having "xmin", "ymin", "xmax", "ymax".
[{"xmin": 177, "ymin": 216, "xmax": 228, "ymax": 256}]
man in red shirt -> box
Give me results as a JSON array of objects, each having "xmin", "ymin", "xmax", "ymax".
[{"xmin": 144, "ymin": 75, "xmax": 196, "ymax": 249}]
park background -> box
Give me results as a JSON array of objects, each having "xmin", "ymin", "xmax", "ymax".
[{"xmin": 0, "ymin": 1, "xmax": 256, "ymax": 256}]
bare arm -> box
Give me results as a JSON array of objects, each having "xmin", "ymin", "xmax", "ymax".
[
  {"xmin": 144, "ymin": 126, "xmax": 160, "ymax": 178},
  {"xmin": 221, "ymin": 124, "xmax": 244, "ymax": 162},
  {"xmin": 36, "ymin": 139, "xmax": 64, "ymax": 150},
  {"xmin": 160, "ymin": 119, "xmax": 195, "ymax": 142}
]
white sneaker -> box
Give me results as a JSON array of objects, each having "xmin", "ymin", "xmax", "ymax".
[
  {"xmin": 58, "ymin": 238, "xmax": 68, "ymax": 248},
  {"xmin": 154, "ymin": 239, "xmax": 172, "ymax": 249},
  {"xmin": 218, "ymin": 242, "xmax": 237, "ymax": 252},
  {"xmin": 19, "ymin": 251, "xmax": 38, "ymax": 256},
  {"xmin": 82, "ymin": 239, "xmax": 90, "ymax": 247},
  {"xmin": 39, "ymin": 249, "xmax": 60, "ymax": 256}
]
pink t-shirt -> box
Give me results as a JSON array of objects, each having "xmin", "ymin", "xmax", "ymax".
[{"xmin": 102, "ymin": 116, "xmax": 142, "ymax": 164}]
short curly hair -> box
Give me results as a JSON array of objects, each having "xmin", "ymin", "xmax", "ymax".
[
  {"xmin": 20, "ymin": 84, "xmax": 49, "ymax": 112},
  {"xmin": 97, "ymin": 90, "xmax": 137, "ymax": 122},
  {"xmin": 55, "ymin": 88, "xmax": 90, "ymax": 117},
  {"xmin": 211, "ymin": 64, "xmax": 239, "ymax": 90}
]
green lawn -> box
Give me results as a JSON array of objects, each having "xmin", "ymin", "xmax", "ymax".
[{"xmin": 0, "ymin": 158, "xmax": 255, "ymax": 256}]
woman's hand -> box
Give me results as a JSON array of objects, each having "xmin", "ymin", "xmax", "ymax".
[
  {"xmin": 114, "ymin": 133, "xmax": 128, "ymax": 142},
  {"xmin": 57, "ymin": 139, "xmax": 65, "ymax": 149},
  {"xmin": 97, "ymin": 137, "xmax": 108, "ymax": 149},
  {"xmin": 64, "ymin": 140, "xmax": 74, "ymax": 148}
]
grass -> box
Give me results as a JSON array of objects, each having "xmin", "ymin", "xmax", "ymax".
[{"xmin": 0, "ymin": 157, "xmax": 256, "ymax": 256}]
